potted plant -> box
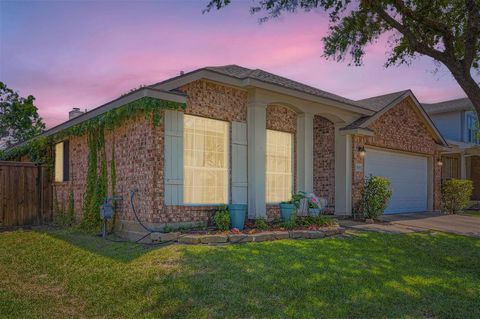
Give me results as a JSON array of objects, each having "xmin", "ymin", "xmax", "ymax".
[
  {"xmin": 279, "ymin": 199, "xmax": 296, "ymax": 221},
  {"xmin": 228, "ymin": 203, "xmax": 247, "ymax": 230},
  {"xmin": 308, "ymin": 201, "xmax": 321, "ymax": 217}
]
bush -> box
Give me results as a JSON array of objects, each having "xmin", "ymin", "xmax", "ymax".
[
  {"xmin": 298, "ymin": 216, "xmax": 337, "ymax": 228},
  {"xmin": 254, "ymin": 218, "xmax": 269, "ymax": 230},
  {"xmin": 214, "ymin": 205, "xmax": 230, "ymax": 231},
  {"xmin": 284, "ymin": 213, "xmax": 297, "ymax": 230},
  {"xmin": 360, "ymin": 175, "xmax": 393, "ymax": 220},
  {"xmin": 442, "ymin": 179, "xmax": 473, "ymax": 214}
]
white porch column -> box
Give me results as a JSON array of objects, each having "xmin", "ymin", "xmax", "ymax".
[
  {"xmin": 460, "ymin": 152, "xmax": 467, "ymax": 179},
  {"xmin": 334, "ymin": 125, "xmax": 352, "ymax": 215},
  {"xmin": 296, "ymin": 113, "xmax": 314, "ymax": 193},
  {"xmin": 247, "ymin": 101, "xmax": 267, "ymax": 219}
]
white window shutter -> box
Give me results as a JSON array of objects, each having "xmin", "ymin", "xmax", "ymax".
[
  {"xmin": 164, "ymin": 110, "xmax": 184, "ymax": 205},
  {"xmin": 232, "ymin": 121, "xmax": 248, "ymax": 204}
]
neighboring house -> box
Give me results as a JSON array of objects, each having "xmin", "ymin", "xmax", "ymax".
[
  {"xmin": 423, "ymin": 98, "xmax": 480, "ymax": 201},
  {"xmin": 14, "ymin": 65, "xmax": 447, "ymax": 237}
]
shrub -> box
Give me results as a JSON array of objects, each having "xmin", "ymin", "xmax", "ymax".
[
  {"xmin": 284, "ymin": 213, "xmax": 297, "ymax": 230},
  {"xmin": 298, "ymin": 216, "xmax": 337, "ymax": 227},
  {"xmin": 360, "ymin": 175, "xmax": 393, "ymax": 220},
  {"xmin": 442, "ymin": 179, "xmax": 473, "ymax": 214},
  {"xmin": 214, "ymin": 205, "xmax": 230, "ymax": 231},
  {"xmin": 254, "ymin": 218, "xmax": 269, "ymax": 230}
]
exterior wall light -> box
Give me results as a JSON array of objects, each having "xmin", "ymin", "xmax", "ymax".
[
  {"xmin": 437, "ymin": 158, "xmax": 443, "ymax": 166},
  {"xmin": 358, "ymin": 146, "xmax": 366, "ymax": 157}
]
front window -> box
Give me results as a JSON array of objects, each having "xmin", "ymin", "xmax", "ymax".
[
  {"xmin": 183, "ymin": 115, "xmax": 229, "ymax": 204},
  {"xmin": 467, "ymin": 112, "xmax": 479, "ymax": 144},
  {"xmin": 266, "ymin": 129, "xmax": 293, "ymax": 203}
]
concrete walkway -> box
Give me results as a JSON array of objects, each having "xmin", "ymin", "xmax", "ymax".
[{"xmin": 338, "ymin": 212, "xmax": 480, "ymax": 237}]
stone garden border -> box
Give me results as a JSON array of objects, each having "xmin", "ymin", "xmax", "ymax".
[{"xmin": 149, "ymin": 227, "xmax": 345, "ymax": 245}]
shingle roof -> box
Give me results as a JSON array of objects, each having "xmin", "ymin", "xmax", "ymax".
[
  {"xmin": 202, "ymin": 65, "xmax": 375, "ymax": 111},
  {"xmin": 422, "ymin": 97, "xmax": 473, "ymax": 115},
  {"xmin": 355, "ymin": 90, "xmax": 410, "ymax": 111},
  {"xmin": 341, "ymin": 91, "xmax": 410, "ymax": 129}
]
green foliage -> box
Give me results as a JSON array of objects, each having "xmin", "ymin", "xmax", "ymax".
[
  {"xmin": 284, "ymin": 213, "xmax": 297, "ymax": 230},
  {"xmin": 81, "ymin": 130, "xmax": 100, "ymax": 231},
  {"xmin": 254, "ymin": 218, "xmax": 269, "ymax": 230},
  {"xmin": 206, "ymin": 0, "xmax": 480, "ymax": 116},
  {"xmin": 1, "ymin": 97, "xmax": 185, "ymax": 163},
  {"xmin": 442, "ymin": 179, "xmax": 474, "ymax": 214},
  {"xmin": 214, "ymin": 205, "xmax": 230, "ymax": 231},
  {"xmin": 0, "ymin": 82, "xmax": 45, "ymax": 149},
  {"xmin": 109, "ymin": 144, "xmax": 117, "ymax": 232},
  {"xmin": 360, "ymin": 175, "xmax": 393, "ymax": 220},
  {"xmin": 299, "ymin": 215, "xmax": 337, "ymax": 228},
  {"xmin": 0, "ymin": 135, "xmax": 52, "ymax": 165},
  {"xmin": 67, "ymin": 186, "xmax": 75, "ymax": 226}
]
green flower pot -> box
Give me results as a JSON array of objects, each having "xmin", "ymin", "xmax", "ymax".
[
  {"xmin": 228, "ymin": 204, "xmax": 247, "ymax": 230},
  {"xmin": 279, "ymin": 203, "xmax": 296, "ymax": 221}
]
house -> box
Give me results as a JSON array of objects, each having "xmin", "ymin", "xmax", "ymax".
[
  {"xmin": 20, "ymin": 65, "xmax": 448, "ymax": 237},
  {"xmin": 423, "ymin": 98, "xmax": 480, "ymax": 201}
]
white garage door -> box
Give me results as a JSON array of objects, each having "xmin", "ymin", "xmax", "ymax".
[{"xmin": 365, "ymin": 148, "xmax": 428, "ymax": 214}]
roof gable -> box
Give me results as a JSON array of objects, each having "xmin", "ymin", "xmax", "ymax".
[{"xmin": 343, "ymin": 91, "xmax": 447, "ymax": 146}]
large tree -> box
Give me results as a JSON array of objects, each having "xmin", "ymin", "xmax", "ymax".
[
  {"xmin": 0, "ymin": 82, "xmax": 45, "ymax": 150},
  {"xmin": 206, "ymin": 0, "xmax": 480, "ymax": 115}
]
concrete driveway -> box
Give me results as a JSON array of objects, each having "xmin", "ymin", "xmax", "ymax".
[
  {"xmin": 338, "ymin": 212, "xmax": 480, "ymax": 237},
  {"xmin": 380, "ymin": 212, "xmax": 480, "ymax": 237}
]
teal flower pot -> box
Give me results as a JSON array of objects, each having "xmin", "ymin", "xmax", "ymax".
[
  {"xmin": 228, "ymin": 204, "xmax": 247, "ymax": 230},
  {"xmin": 279, "ymin": 203, "xmax": 296, "ymax": 221}
]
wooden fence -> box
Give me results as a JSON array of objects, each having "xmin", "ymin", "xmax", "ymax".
[{"xmin": 0, "ymin": 161, "xmax": 52, "ymax": 227}]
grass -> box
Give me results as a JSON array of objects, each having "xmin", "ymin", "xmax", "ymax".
[
  {"xmin": 0, "ymin": 230, "xmax": 479, "ymax": 319},
  {"xmin": 463, "ymin": 210, "xmax": 480, "ymax": 218}
]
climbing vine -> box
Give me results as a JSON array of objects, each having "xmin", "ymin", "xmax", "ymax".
[
  {"xmin": 1, "ymin": 96, "xmax": 185, "ymax": 231},
  {"xmin": 109, "ymin": 144, "xmax": 117, "ymax": 232}
]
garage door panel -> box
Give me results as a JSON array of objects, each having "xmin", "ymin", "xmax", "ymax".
[{"xmin": 365, "ymin": 148, "xmax": 428, "ymax": 214}]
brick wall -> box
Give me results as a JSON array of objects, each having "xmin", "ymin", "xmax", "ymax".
[
  {"xmin": 266, "ymin": 104, "xmax": 297, "ymax": 219},
  {"xmin": 313, "ymin": 116, "xmax": 335, "ymax": 212},
  {"xmin": 351, "ymin": 97, "xmax": 442, "ymax": 212},
  {"xmin": 54, "ymin": 80, "xmax": 249, "ymax": 229}
]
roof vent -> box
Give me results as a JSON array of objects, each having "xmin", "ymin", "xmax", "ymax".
[{"xmin": 69, "ymin": 107, "xmax": 84, "ymax": 120}]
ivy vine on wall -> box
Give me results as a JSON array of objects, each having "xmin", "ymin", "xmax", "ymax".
[{"xmin": 1, "ymin": 96, "xmax": 186, "ymax": 231}]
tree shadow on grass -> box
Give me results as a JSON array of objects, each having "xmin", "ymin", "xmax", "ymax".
[
  {"xmin": 143, "ymin": 232, "xmax": 480, "ymax": 319},
  {"xmin": 45, "ymin": 229, "xmax": 158, "ymax": 263}
]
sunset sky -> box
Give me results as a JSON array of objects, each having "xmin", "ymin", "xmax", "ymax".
[{"xmin": 0, "ymin": 0, "xmax": 470, "ymax": 128}]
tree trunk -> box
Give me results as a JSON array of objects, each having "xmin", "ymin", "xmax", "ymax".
[{"xmin": 449, "ymin": 66, "xmax": 480, "ymax": 117}]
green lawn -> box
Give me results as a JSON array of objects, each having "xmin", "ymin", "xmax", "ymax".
[
  {"xmin": 0, "ymin": 230, "xmax": 479, "ymax": 319},
  {"xmin": 463, "ymin": 210, "xmax": 480, "ymax": 218}
]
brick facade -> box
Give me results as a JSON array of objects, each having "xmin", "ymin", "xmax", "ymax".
[
  {"xmin": 54, "ymin": 80, "xmax": 249, "ymax": 230},
  {"xmin": 313, "ymin": 116, "xmax": 335, "ymax": 212},
  {"xmin": 351, "ymin": 97, "xmax": 442, "ymax": 212},
  {"xmin": 52, "ymin": 84, "xmax": 443, "ymax": 232}
]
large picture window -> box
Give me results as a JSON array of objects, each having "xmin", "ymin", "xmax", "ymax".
[
  {"xmin": 184, "ymin": 115, "xmax": 229, "ymax": 204},
  {"xmin": 266, "ymin": 129, "xmax": 293, "ymax": 203}
]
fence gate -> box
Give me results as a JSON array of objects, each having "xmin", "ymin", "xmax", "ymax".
[{"xmin": 0, "ymin": 161, "xmax": 52, "ymax": 227}]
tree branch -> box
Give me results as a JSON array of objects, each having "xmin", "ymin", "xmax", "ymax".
[
  {"xmin": 372, "ymin": 6, "xmax": 448, "ymax": 64},
  {"xmin": 463, "ymin": 0, "xmax": 480, "ymax": 70}
]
